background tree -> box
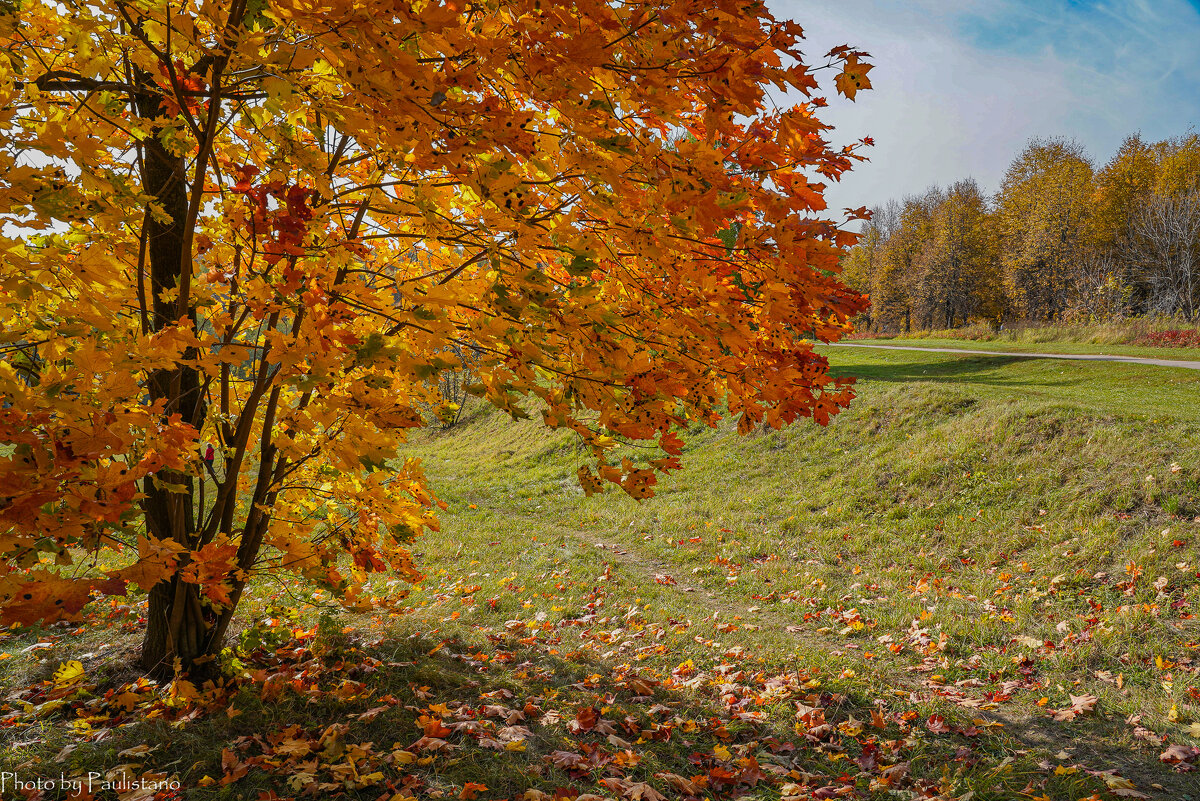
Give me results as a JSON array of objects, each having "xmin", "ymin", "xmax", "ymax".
[
  {"xmin": 840, "ymin": 201, "xmax": 897, "ymax": 330},
  {"xmin": 0, "ymin": 0, "xmax": 870, "ymax": 674},
  {"xmin": 435, "ymin": 342, "xmax": 481, "ymax": 430},
  {"xmin": 1090, "ymin": 134, "xmax": 1159, "ymax": 255},
  {"xmin": 1154, "ymin": 134, "xmax": 1200, "ymax": 199},
  {"xmin": 840, "ymin": 217, "xmax": 879, "ymax": 299},
  {"xmin": 872, "ymin": 193, "xmax": 937, "ymax": 331},
  {"xmin": 911, "ymin": 179, "xmax": 998, "ymax": 329},
  {"xmin": 1122, "ymin": 190, "xmax": 1200, "ymax": 319},
  {"xmin": 994, "ymin": 138, "xmax": 1095, "ymax": 322},
  {"xmin": 842, "ymin": 132, "xmax": 1200, "ymax": 330}
]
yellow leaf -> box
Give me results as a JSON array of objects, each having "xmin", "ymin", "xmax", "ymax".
[
  {"xmin": 115, "ymin": 690, "xmax": 140, "ymax": 711},
  {"xmin": 53, "ymin": 660, "xmax": 85, "ymax": 686}
]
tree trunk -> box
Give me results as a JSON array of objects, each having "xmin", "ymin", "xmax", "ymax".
[
  {"xmin": 134, "ymin": 76, "xmax": 215, "ymax": 677},
  {"xmin": 142, "ymin": 576, "xmax": 220, "ymax": 679}
]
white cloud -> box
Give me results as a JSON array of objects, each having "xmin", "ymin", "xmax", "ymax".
[{"xmin": 764, "ymin": 0, "xmax": 1200, "ymax": 217}]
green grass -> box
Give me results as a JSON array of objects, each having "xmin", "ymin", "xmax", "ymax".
[
  {"xmin": 843, "ymin": 337, "xmax": 1200, "ymax": 362},
  {"xmin": 395, "ymin": 350, "xmax": 1200, "ymax": 797},
  {"xmin": 824, "ymin": 345, "xmax": 1200, "ymax": 421},
  {"xmin": 2, "ymin": 349, "xmax": 1199, "ymax": 800}
]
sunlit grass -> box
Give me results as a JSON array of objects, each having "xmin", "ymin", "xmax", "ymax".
[{"xmin": 2, "ymin": 348, "xmax": 1198, "ymax": 799}]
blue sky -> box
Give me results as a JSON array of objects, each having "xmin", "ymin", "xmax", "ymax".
[{"xmin": 767, "ymin": 0, "xmax": 1200, "ymax": 217}]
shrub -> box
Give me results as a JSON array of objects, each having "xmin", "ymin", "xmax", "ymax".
[{"xmin": 1132, "ymin": 329, "xmax": 1200, "ymax": 348}]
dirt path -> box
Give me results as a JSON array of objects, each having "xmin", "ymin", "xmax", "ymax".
[{"xmin": 827, "ymin": 342, "xmax": 1200, "ymax": 370}]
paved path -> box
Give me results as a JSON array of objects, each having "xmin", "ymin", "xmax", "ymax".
[{"xmin": 827, "ymin": 342, "xmax": 1200, "ymax": 371}]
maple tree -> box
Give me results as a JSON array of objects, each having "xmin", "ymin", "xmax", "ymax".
[{"xmin": 0, "ymin": 0, "xmax": 871, "ymax": 674}]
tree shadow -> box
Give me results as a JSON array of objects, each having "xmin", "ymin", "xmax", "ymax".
[
  {"xmin": 834, "ymin": 355, "xmax": 1086, "ymax": 391},
  {"xmin": 1, "ymin": 626, "xmax": 1112, "ymax": 800}
]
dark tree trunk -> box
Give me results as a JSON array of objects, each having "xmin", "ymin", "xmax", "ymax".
[
  {"xmin": 133, "ymin": 81, "xmax": 216, "ymax": 678},
  {"xmin": 142, "ymin": 578, "xmax": 219, "ymax": 678}
]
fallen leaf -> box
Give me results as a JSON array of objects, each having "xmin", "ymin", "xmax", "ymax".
[{"xmin": 460, "ymin": 782, "xmax": 488, "ymax": 800}]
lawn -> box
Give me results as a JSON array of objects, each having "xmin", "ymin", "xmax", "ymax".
[
  {"xmin": 821, "ymin": 345, "xmax": 1200, "ymax": 421},
  {"xmin": 1, "ymin": 349, "xmax": 1198, "ymax": 800},
  {"xmin": 842, "ymin": 338, "xmax": 1200, "ymax": 363}
]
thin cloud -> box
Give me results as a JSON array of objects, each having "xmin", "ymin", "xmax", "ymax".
[{"xmin": 767, "ymin": 0, "xmax": 1200, "ymax": 216}]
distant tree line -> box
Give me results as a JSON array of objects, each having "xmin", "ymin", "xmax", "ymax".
[{"xmin": 843, "ymin": 133, "xmax": 1200, "ymax": 330}]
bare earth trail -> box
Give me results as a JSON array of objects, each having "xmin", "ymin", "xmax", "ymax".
[{"xmin": 827, "ymin": 342, "xmax": 1200, "ymax": 370}]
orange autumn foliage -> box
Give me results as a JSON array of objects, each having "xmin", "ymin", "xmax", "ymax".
[{"xmin": 0, "ymin": 0, "xmax": 870, "ymax": 671}]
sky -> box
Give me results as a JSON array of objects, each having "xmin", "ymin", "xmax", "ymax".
[{"xmin": 766, "ymin": 0, "xmax": 1200, "ymax": 218}]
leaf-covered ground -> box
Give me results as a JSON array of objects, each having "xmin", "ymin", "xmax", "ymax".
[{"xmin": 2, "ymin": 348, "xmax": 1199, "ymax": 800}]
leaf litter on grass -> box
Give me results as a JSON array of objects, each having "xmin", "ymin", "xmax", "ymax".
[
  {"xmin": 6, "ymin": 377, "xmax": 1200, "ymax": 800},
  {"xmin": 0, "ymin": 534, "xmax": 1192, "ymax": 801}
]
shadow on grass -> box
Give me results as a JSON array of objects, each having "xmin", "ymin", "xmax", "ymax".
[
  {"xmin": 834, "ymin": 355, "xmax": 1083, "ymax": 389},
  {"xmin": 0, "ymin": 627, "xmax": 1086, "ymax": 800}
]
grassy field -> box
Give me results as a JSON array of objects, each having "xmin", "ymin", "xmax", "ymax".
[
  {"xmin": 839, "ymin": 338, "xmax": 1200, "ymax": 362},
  {"xmin": 822, "ymin": 346, "xmax": 1200, "ymax": 421},
  {"xmin": 2, "ymin": 348, "xmax": 1199, "ymax": 800},
  {"xmin": 848, "ymin": 318, "xmax": 1200, "ymax": 361}
]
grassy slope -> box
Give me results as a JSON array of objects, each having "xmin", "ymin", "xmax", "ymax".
[
  {"xmin": 400, "ymin": 349, "xmax": 1200, "ymax": 797},
  {"xmin": 2, "ymin": 349, "xmax": 1199, "ymax": 800}
]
